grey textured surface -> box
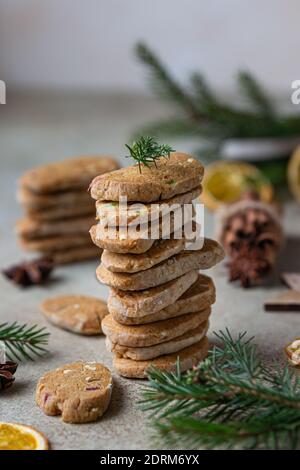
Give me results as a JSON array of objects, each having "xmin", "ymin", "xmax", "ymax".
[{"xmin": 0, "ymin": 93, "xmax": 300, "ymax": 450}]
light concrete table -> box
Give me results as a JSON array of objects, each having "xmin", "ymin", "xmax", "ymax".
[{"xmin": 0, "ymin": 93, "xmax": 299, "ymax": 450}]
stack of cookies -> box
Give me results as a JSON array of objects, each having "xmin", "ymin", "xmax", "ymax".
[
  {"xmin": 89, "ymin": 152, "xmax": 224, "ymax": 378},
  {"xmin": 16, "ymin": 156, "xmax": 118, "ymax": 264}
]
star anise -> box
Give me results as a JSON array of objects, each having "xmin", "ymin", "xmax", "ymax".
[
  {"xmin": 2, "ymin": 257, "xmax": 54, "ymax": 288},
  {"xmin": 0, "ymin": 361, "xmax": 18, "ymax": 390}
]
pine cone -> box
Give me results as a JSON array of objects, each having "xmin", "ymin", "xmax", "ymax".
[
  {"xmin": 2, "ymin": 257, "xmax": 54, "ymax": 287},
  {"xmin": 216, "ymin": 195, "xmax": 283, "ymax": 288},
  {"xmin": 0, "ymin": 361, "xmax": 18, "ymax": 390}
]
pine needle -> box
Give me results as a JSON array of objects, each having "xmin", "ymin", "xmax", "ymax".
[
  {"xmin": 136, "ymin": 42, "xmax": 201, "ymax": 120},
  {"xmin": 140, "ymin": 329, "xmax": 300, "ymax": 450},
  {"xmin": 190, "ymin": 72, "xmax": 221, "ymax": 113},
  {"xmin": 135, "ymin": 42, "xmax": 300, "ymax": 143},
  {"xmin": 125, "ymin": 136, "xmax": 174, "ymax": 173},
  {"xmin": 237, "ymin": 70, "xmax": 276, "ymax": 118},
  {"xmin": 0, "ymin": 322, "xmax": 50, "ymax": 362}
]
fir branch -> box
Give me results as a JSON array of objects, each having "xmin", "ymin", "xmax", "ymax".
[
  {"xmin": 238, "ymin": 70, "xmax": 276, "ymax": 118},
  {"xmin": 190, "ymin": 72, "xmax": 221, "ymax": 113},
  {"xmin": 140, "ymin": 329, "xmax": 300, "ymax": 450},
  {"xmin": 154, "ymin": 413, "xmax": 300, "ymax": 450},
  {"xmin": 136, "ymin": 43, "xmax": 202, "ymax": 121},
  {"xmin": 135, "ymin": 42, "xmax": 300, "ymax": 142},
  {"xmin": 125, "ymin": 136, "xmax": 174, "ymax": 173},
  {"xmin": 0, "ymin": 322, "xmax": 50, "ymax": 362}
]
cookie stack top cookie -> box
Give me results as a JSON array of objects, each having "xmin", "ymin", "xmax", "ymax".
[
  {"xmin": 90, "ymin": 151, "xmax": 224, "ymax": 378},
  {"xmin": 90, "ymin": 152, "xmax": 204, "ymax": 202},
  {"xmin": 16, "ymin": 155, "xmax": 118, "ymax": 264}
]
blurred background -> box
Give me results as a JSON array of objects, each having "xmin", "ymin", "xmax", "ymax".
[
  {"xmin": 1, "ymin": 0, "xmax": 300, "ymax": 225},
  {"xmin": 2, "ymin": 0, "xmax": 300, "ymax": 92}
]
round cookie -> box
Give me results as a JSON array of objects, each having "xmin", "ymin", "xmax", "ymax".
[
  {"xmin": 96, "ymin": 239, "xmax": 224, "ymax": 291},
  {"xmin": 40, "ymin": 295, "xmax": 108, "ymax": 335},
  {"xmin": 48, "ymin": 245, "xmax": 100, "ymax": 265},
  {"xmin": 90, "ymin": 208, "xmax": 185, "ymax": 255},
  {"xmin": 108, "ymin": 270, "xmax": 198, "ymax": 317},
  {"xmin": 102, "ymin": 310, "xmax": 210, "ymax": 348},
  {"xmin": 107, "ymin": 321, "xmax": 209, "ymax": 360},
  {"xmin": 26, "ymin": 203, "xmax": 94, "ymax": 222},
  {"xmin": 20, "ymin": 155, "xmax": 118, "ymax": 194},
  {"xmin": 96, "ymin": 187, "xmax": 201, "ymax": 228},
  {"xmin": 20, "ymin": 234, "xmax": 92, "ymax": 252},
  {"xmin": 90, "ymin": 152, "xmax": 204, "ymax": 202},
  {"xmin": 110, "ymin": 274, "xmax": 215, "ymax": 324},
  {"xmin": 113, "ymin": 337, "xmax": 209, "ymax": 379},
  {"xmin": 17, "ymin": 185, "xmax": 92, "ymax": 210},
  {"xmin": 90, "ymin": 223, "xmax": 156, "ymax": 254},
  {"xmin": 16, "ymin": 215, "xmax": 95, "ymax": 239},
  {"xmin": 101, "ymin": 236, "xmax": 186, "ymax": 273},
  {"xmin": 36, "ymin": 361, "xmax": 113, "ymax": 423}
]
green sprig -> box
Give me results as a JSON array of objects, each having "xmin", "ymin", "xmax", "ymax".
[
  {"xmin": 135, "ymin": 42, "xmax": 300, "ymax": 142},
  {"xmin": 237, "ymin": 70, "xmax": 276, "ymax": 119},
  {"xmin": 125, "ymin": 136, "xmax": 174, "ymax": 173},
  {"xmin": 140, "ymin": 329, "xmax": 300, "ymax": 450},
  {"xmin": 136, "ymin": 43, "xmax": 201, "ymax": 120},
  {"xmin": 0, "ymin": 322, "xmax": 50, "ymax": 362}
]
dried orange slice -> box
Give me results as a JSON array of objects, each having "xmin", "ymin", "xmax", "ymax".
[
  {"xmin": 0, "ymin": 422, "xmax": 49, "ymax": 450},
  {"xmin": 287, "ymin": 147, "xmax": 300, "ymax": 202},
  {"xmin": 201, "ymin": 161, "xmax": 273, "ymax": 211}
]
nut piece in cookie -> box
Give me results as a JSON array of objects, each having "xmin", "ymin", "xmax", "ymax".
[
  {"xmin": 40, "ymin": 295, "xmax": 108, "ymax": 335},
  {"xmin": 36, "ymin": 362, "xmax": 113, "ymax": 423}
]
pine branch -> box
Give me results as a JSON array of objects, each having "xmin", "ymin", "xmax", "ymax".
[
  {"xmin": 0, "ymin": 322, "xmax": 50, "ymax": 362},
  {"xmin": 136, "ymin": 43, "xmax": 202, "ymax": 121},
  {"xmin": 140, "ymin": 329, "xmax": 300, "ymax": 449},
  {"xmin": 125, "ymin": 136, "xmax": 174, "ymax": 173},
  {"xmin": 154, "ymin": 413, "xmax": 300, "ymax": 450},
  {"xmin": 190, "ymin": 72, "xmax": 221, "ymax": 113},
  {"xmin": 238, "ymin": 70, "xmax": 276, "ymax": 119},
  {"xmin": 135, "ymin": 42, "xmax": 300, "ymax": 142}
]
